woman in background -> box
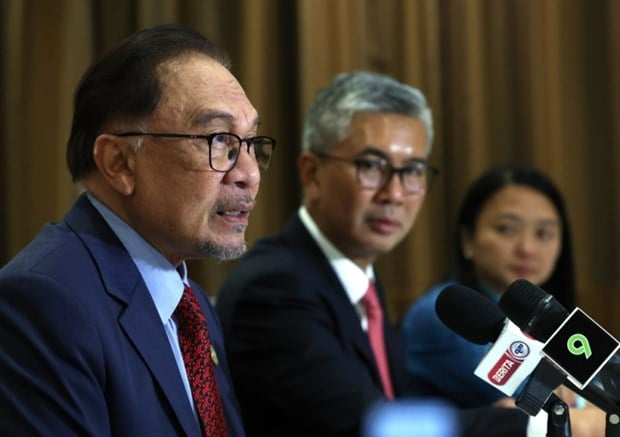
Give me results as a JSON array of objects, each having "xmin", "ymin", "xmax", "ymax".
[{"xmin": 401, "ymin": 164, "xmax": 575, "ymax": 407}]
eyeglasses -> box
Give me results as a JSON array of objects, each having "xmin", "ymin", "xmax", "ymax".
[
  {"xmin": 314, "ymin": 152, "xmax": 438, "ymax": 194},
  {"xmin": 114, "ymin": 132, "xmax": 276, "ymax": 172}
]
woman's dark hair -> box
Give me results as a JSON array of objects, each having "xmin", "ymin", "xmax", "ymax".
[
  {"xmin": 66, "ymin": 24, "xmax": 230, "ymax": 181},
  {"xmin": 455, "ymin": 164, "xmax": 576, "ymax": 308}
]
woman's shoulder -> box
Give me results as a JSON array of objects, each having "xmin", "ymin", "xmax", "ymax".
[
  {"xmin": 408, "ymin": 280, "xmax": 457, "ymax": 311},
  {"xmin": 401, "ymin": 280, "xmax": 457, "ymax": 328}
]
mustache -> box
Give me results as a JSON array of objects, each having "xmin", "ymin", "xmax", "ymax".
[{"xmin": 213, "ymin": 194, "xmax": 256, "ymax": 213}]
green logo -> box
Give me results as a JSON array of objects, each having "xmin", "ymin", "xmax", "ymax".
[{"xmin": 567, "ymin": 334, "xmax": 592, "ymax": 359}]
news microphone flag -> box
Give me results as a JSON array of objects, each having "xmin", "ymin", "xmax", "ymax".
[
  {"xmin": 474, "ymin": 320, "xmax": 544, "ymax": 395},
  {"xmin": 542, "ymin": 307, "xmax": 620, "ymax": 390}
]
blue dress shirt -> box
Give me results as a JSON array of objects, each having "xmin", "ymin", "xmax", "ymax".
[{"xmin": 87, "ymin": 194, "xmax": 199, "ymax": 425}]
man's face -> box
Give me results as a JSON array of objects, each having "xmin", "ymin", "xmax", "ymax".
[
  {"xmin": 123, "ymin": 54, "xmax": 261, "ymax": 265},
  {"xmin": 303, "ymin": 112, "xmax": 429, "ymax": 268}
]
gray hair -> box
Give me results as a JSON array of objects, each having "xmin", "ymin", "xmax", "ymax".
[{"xmin": 301, "ymin": 71, "xmax": 434, "ymax": 154}]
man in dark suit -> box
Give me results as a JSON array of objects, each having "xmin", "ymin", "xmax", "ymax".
[
  {"xmin": 0, "ymin": 25, "xmax": 275, "ymax": 436},
  {"xmin": 216, "ymin": 71, "xmax": 532, "ymax": 436}
]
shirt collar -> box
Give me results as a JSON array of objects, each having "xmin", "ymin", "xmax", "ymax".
[
  {"xmin": 298, "ymin": 206, "xmax": 373, "ymax": 304},
  {"xmin": 87, "ymin": 193, "xmax": 184, "ymax": 324}
]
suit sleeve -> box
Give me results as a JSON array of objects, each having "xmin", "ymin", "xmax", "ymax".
[{"xmin": 0, "ymin": 274, "xmax": 109, "ymax": 436}]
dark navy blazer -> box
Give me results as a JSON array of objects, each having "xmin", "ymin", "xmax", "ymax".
[
  {"xmin": 216, "ymin": 214, "xmax": 529, "ymax": 437},
  {"xmin": 0, "ymin": 194, "xmax": 245, "ymax": 436},
  {"xmin": 217, "ymin": 215, "xmax": 403, "ymax": 436}
]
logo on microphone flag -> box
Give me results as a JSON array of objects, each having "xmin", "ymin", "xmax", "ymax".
[
  {"xmin": 475, "ymin": 320, "xmax": 544, "ymax": 395},
  {"xmin": 488, "ymin": 341, "xmax": 530, "ymax": 384},
  {"xmin": 542, "ymin": 307, "xmax": 620, "ymax": 389}
]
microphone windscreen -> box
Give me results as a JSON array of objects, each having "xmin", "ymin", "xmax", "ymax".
[
  {"xmin": 498, "ymin": 279, "xmax": 569, "ymax": 341},
  {"xmin": 435, "ymin": 284, "xmax": 505, "ymax": 345}
]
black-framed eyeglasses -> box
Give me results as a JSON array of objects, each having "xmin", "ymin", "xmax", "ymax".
[
  {"xmin": 114, "ymin": 132, "xmax": 276, "ymax": 172},
  {"xmin": 314, "ymin": 152, "xmax": 438, "ymax": 194}
]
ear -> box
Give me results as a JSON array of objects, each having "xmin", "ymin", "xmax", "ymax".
[
  {"xmin": 92, "ymin": 134, "xmax": 136, "ymax": 196},
  {"xmin": 460, "ymin": 226, "xmax": 473, "ymax": 260},
  {"xmin": 298, "ymin": 152, "xmax": 321, "ymax": 198}
]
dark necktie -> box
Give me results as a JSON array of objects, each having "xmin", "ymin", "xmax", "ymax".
[
  {"xmin": 175, "ymin": 284, "xmax": 227, "ymax": 436},
  {"xmin": 361, "ymin": 281, "xmax": 395, "ymax": 399}
]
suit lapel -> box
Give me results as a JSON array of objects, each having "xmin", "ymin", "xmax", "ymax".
[
  {"xmin": 282, "ymin": 217, "xmax": 379, "ymax": 376},
  {"xmin": 64, "ymin": 195, "xmax": 200, "ymax": 436},
  {"xmin": 118, "ymin": 294, "xmax": 198, "ymax": 436},
  {"xmin": 282, "ymin": 216, "xmax": 406, "ymax": 394}
]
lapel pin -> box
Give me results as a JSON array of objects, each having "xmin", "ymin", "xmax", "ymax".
[{"xmin": 210, "ymin": 344, "xmax": 219, "ymax": 366}]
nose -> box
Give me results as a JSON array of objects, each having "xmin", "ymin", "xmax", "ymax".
[
  {"xmin": 224, "ymin": 145, "xmax": 261, "ymax": 188},
  {"xmin": 515, "ymin": 232, "xmax": 537, "ymax": 255},
  {"xmin": 375, "ymin": 171, "xmax": 406, "ymax": 203}
]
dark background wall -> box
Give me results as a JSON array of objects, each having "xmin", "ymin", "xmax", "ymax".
[{"xmin": 1, "ymin": 0, "xmax": 618, "ymax": 334}]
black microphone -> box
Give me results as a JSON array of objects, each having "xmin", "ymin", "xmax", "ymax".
[
  {"xmin": 436, "ymin": 283, "xmax": 618, "ymax": 416},
  {"xmin": 498, "ymin": 279, "xmax": 620, "ymax": 415},
  {"xmin": 437, "ymin": 285, "xmax": 548, "ymax": 397},
  {"xmin": 499, "ymin": 279, "xmax": 620, "ymax": 391},
  {"xmin": 436, "ymin": 285, "xmax": 575, "ymax": 437},
  {"xmin": 435, "ymin": 284, "xmax": 505, "ymax": 345},
  {"xmin": 499, "ymin": 278, "xmax": 569, "ymax": 341}
]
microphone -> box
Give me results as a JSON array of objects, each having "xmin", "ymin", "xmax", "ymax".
[
  {"xmin": 498, "ymin": 279, "xmax": 620, "ymax": 413},
  {"xmin": 436, "ymin": 283, "xmax": 620, "ymax": 436},
  {"xmin": 436, "ymin": 284, "xmax": 618, "ymax": 416},
  {"xmin": 435, "ymin": 284, "xmax": 505, "ymax": 345},
  {"xmin": 436, "ymin": 285, "xmax": 544, "ymax": 397},
  {"xmin": 498, "ymin": 278, "xmax": 569, "ymax": 341}
]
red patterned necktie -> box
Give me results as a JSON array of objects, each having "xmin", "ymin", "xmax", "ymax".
[
  {"xmin": 361, "ymin": 281, "xmax": 395, "ymax": 399},
  {"xmin": 175, "ymin": 284, "xmax": 227, "ymax": 436}
]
